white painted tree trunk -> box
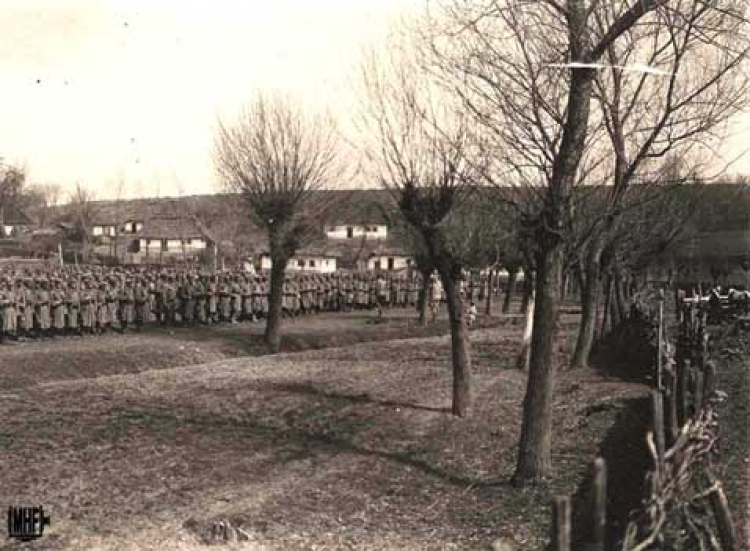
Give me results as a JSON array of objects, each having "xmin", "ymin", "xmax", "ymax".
[{"xmin": 517, "ymin": 289, "xmax": 535, "ymax": 370}]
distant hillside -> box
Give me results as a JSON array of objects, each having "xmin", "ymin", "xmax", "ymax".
[{"xmin": 43, "ymin": 182, "xmax": 748, "ymax": 266}]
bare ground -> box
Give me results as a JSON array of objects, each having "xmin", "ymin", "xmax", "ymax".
[{"xmin": 1, "ymin": 305, "xmax": 652, "ymax": 550}]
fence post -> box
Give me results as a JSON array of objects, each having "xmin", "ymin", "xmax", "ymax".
[
  {"xmin": 591, "ymin": 457, "xmax": 607, "ymax": 551},
  {"xmin": 552, "ymin": 496, "xmax": 571, "ymax": 551},
  {"xmin": 656, "ymin": 290, "xmax": 664, "ymax": 390},
  {"xmin": 666, "ymin": 368, "xmax": 679, "ymax": 446},
  {"xmin": 693, "ymin": 370, "xmax": 705, "ymax": 419},
  {"xmin": 652, "ymin": 389, "xmax": 665, "ymax": 462},
  {"xmin": 702, "ymin": 360, "xmax": 716, "ymax": 410},
  {"xmin": 678, "ymin": 358, "xmax": 691, "ymax": 427}
]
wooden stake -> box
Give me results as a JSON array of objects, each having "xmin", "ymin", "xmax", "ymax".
[
  {"xmin": 703, "ymin": 360, "xmax": 716, "ymax": 410},
  {"xmin": 652, "ymin": 390, "xmax": 665, "ymax": 463},
  {"xmin": 592, "ymin": 458, "xmax": 607, "ymax": 551},
  {"xmin": 693, "ymin": 370, "xmax": 705, "ymax": 418},
  {"xmin": 657, "ymin": 292, "xmax": 664, "ymax": 390},
  {"xmin": 678, "ymin": 358, "xmax": 690, "ymax": 427},
  {"xmin": 667, "ymin": 370, "xmax": 679, "ymax": 446},
  {"xmin": 552, "ymin": 496, "xmax": 571, "ymax": 551}
]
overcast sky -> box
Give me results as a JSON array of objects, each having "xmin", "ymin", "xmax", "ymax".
[{"xmin": 1, "ymin": 0, "xmax": 748, "ymax": 200}]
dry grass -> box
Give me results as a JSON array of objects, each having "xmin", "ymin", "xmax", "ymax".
[{"xmin": 1, "ymin": 305, "xmax": 650, "ymax": 550}]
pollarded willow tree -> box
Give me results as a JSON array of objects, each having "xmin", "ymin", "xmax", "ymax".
[
  {"xmin": 215, "ymin": 94, "xmax": 342, "ymax": 352},
  {"xmin": 358, "ymin": 44, "xmax": 485, "ymax": 418},
  {"xmin": 426, "ymin": 0, "xmax": 749, "ymax": 483}
]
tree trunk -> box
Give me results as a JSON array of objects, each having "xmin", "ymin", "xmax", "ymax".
[
  {"xmin": 265, "ymin": 255, "xmax": 288, "ymax": 352},
  {"xmin": 440, "ymin": 272, "xmax": 473, "ymax": 417},
  {"xmin": 600, "ymin": 276, "xmax": 612, "ymax": 338},
  {"xmin": 484, "ymin": 272, "xmax": 493, "ymax": 316},
  {"xmin": 518, "ymin": 269, "xmax": 533, "ymax": 314},
  {"xmin": 514, "ymin": 27, "xmax": 597, "ymax": 482},
  {"xmin": 572, "ymin": 247, "xmax": 604, "ymax": 369},
  {"xmin": 611, "ymin": 272, "xmax": 624, "ymax": 328},
  {"xmin": 514, "ymin": 245, "xmax": 563, "ymax": 482},
  {"xmin": 616, "ymin": 274, "xmax": 628, "ymax": 321},
  {"xmin": 418, "ymin": 271, "xmax": 430, "ymax": 326},
  {"xmin": 503, "ymin": 267, "xmax": 518, "ymax": 314},
  {"xmin": 571, "ymin": 267, "xmax": 601, "ymax": 369}
]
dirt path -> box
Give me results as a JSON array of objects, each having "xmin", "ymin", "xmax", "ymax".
[{"xmin": 0, "ymin": 308, "xmax": 514, "ymax": 389}]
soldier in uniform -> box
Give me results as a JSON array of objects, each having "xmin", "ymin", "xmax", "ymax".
[
  {"xmin": 180, "ymin": 275, "xmax": 196, "ymax": 325},
  {"xmin": 219, "ymin": 276, "xmax": 232, "ymax": 322},
  {"xmin": 230, "ymin": 275, "xmax": 243, "ymax": 323},
  {"xmin": 251, "ymin": 275, "xmax": 262, "ymax": 320},
  {"xmin": 16, "ymin": 279, "xmax": 31, "ymax": 340},
  {"xmin": 80, "ymin": 279, "xmax": 95, "ymax": 335},
  {"xmin": 195, "ymin": 276, "xmax": 208, "ymax": 325},
  {"xmin": 50, "ymin": 279, "xmax": 67, "ymax": 337},
  {"xmin": 134, "ymin": 277, "xmax": 150, "ymax": 329},
  {"xmin": 376, "ymin": 273, "xmax": 388, "ymax": 317},
  {"xmin": 153, "ymin": 275, "xmax": 166, "ymax": 326},
  {"xmin": 344, "ymin": 275, "xmax": 354, "ymax": 312},
  {"xmin": 96, "ymin": 281, "xmax": 109, "ymax": 333},
  {"xmin": 164, "ymin": 275, "xmax": 178, "ymax": 326},
  {"xmin": 119, "ymin": 278, "xmax": 135, "ymax": 331},
  {"xmin": 66, "ymin": 280, "xmax": 81, "ymax": 335},
  {"xmin": 241, "ymin": 275, "xmax": 253, "ymax": 321},
  {"xmin": 37, "ymin": 279, "xmax": 51, "ymax": 338},
  {"xmin": 206, "ymin": 275, "xmax": 218, "ymax": 324},
  {"xmin": 0, "ymin": 279, "xmax": 16, "ymax": 342}
]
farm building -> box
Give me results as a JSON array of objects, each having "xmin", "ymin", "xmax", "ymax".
[
  {"xmin": 366, "ymin": 247, "xmax": 413, "ymax": 271},
  {"xmin": 259, "ymin": 247, "xmax": 340, "ymax": 274},
  {"xmin": 133, "ymin": 216, "xmax": 216, "ymax": 263}
]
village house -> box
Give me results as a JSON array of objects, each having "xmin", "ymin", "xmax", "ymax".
[
  {"xmin": 325, "ymin": 223, "xmax": 387, "ymax": 241},
  {"xmin": 258, "ymin": 247, "xmax": 340, "ymax": 274},
  {"xmin": 366, "ymin": 246, "xmax": 413, "ymax": 272},
  {"xmin": 132, "ymin": 216, "xmax": 216, "ymax": 264}
]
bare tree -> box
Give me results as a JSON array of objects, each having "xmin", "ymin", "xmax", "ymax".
[
  {"xmin": 359, "ymin": 43, "xmax": 484, "ymax": 417},
  {"xmin": 214, "ymin": 94, "xmax": 341, "ymax": 352},
  {"xmin": 569, "ymin": 2, "xmax": 750, "ymax": 369},
  {"xmin": 427, "ymin": 0, "xmax": 748, "ymax": 483},
  {"xmin": 16, "ymin": 181, "xmax": 63, "ymax": 230},
  {"xmin": 68, "ymin": 182, "xmax": 98, "ymax": 261},
  {"xmin": 0, "ymin": 164, "xmax": 26, "ymax": 237}
]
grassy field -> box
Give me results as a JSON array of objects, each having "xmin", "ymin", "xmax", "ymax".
[{"xmin": 2, "ymin": 303, "xmax": 739, "ymax": 550}]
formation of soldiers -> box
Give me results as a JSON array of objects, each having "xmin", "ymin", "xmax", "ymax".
[{"xmin": 0, "ymin": 266, "xmax": 460, "ymax": 342}]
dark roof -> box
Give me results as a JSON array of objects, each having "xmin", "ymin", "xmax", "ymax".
[
  {"xmin": 139, "ymin": 216, "xmax": 211, "ymax": 240},
  {"xmin": 367, "ymin": 245, "xmax": 411, "ymax": 258}
]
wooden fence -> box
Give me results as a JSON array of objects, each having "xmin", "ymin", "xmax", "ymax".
[{"xmin": 551, "ymin": 295, "xmax": 738, "ymax": 550}]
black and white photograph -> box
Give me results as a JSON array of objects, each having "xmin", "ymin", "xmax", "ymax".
[{"xmin": 0, "ymin": 0, "xmax": 748, "ymax": 549}]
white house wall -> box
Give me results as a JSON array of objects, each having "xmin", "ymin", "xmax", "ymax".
[
  {"xmin": 326, "ymin": 225, "xmax": 387, "ymax": 240},
  {"xmin": 261, "ymin": 255, "xmax": 337, "ymax": 273},
  {"xmin": 138, "ymin": 238, "xmax": 207, "ymax": 254},
  {"xmin": 367, "ymin": 255, "xmax": 412, "ymax": 271}
]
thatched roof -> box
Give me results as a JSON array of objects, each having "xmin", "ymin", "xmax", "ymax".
[{"xmin": 139, "ymin": 216, "xmax": 215, "ymax": 242}]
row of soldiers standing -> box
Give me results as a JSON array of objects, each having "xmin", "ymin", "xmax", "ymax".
[{"xmin": 0, "ymin": 267, "xmax": 438, "ymax": 341}]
